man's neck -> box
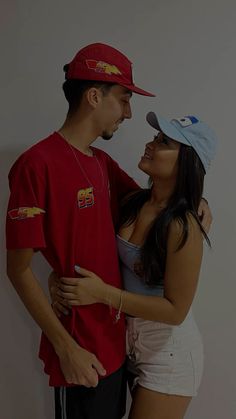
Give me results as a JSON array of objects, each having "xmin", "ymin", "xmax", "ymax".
[{"xmin": 58, "ymin": 114, "xmax": 98, "ymax": 155}]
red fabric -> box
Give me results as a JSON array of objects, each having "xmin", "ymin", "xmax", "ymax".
[{"xmin": 6, "ymin": 132, "xmax": 139, "ymax": 386}]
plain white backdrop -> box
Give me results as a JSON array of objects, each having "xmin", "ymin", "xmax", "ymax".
[{"xmin": 1, "ymin": 1, "xmax": 235, "ymax": 418}]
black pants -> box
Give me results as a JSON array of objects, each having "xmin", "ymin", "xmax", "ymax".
[{"xmin": 54, "ymin": 364, "xmax": 127, "ymax": 419}]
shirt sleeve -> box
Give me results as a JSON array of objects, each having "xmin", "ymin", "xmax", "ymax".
[{"xmin": 6, "ymin": 154, "xmax": 47, "ymax": 249}]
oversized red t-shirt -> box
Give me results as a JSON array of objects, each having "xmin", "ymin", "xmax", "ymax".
[{"xmin": 6, "ymin": 132, "xmax": 139, "ymax": 386}]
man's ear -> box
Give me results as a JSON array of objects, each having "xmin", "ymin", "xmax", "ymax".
[{"xmin": 86, "ymin": 87, "xmax": 103, "ymax": 108}]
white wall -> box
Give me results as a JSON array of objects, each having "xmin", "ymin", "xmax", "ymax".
[{"xmin": 1, "ymin": 1, "xmax": 235, "ymax": 418}]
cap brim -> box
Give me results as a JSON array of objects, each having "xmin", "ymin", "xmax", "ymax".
[
  {"xmin": 146, "ymin": 111, "xmax": 190, "ymax": 145},
  {"xmin": 146, "ymin": 111, "xmax": 161, "ymax": 129},
  {"xmin": 121, "ymin": 84, "xmax": 155, "ymax": 97}
]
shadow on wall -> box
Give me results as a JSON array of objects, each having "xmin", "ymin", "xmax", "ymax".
[{"xmin": 0, "ymin": 148, "xmax": 54, "ymax": 418}]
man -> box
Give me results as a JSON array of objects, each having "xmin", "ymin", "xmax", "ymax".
[
  {"xmin": 6, "ymin": 43, "xmax": 155, "ymax": 419},
  {"xmin": 6, "ymin": 43, "xmax": 211, "ymax": 419}
]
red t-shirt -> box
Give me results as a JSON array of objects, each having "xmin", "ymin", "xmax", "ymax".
[{"xmin": 6, "ymin": 132, "xmax": 139, "ymax": 386}]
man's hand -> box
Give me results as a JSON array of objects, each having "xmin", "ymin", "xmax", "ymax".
[
  {"xmin": 7, "ymin": 250, "xmax": 106, "ymax": 387},
  {"xmin": 198, "ymin": 198, "xmax": 212, "ymax": 233},
  {"xmin": 58, "ymin": 340, "xmax": 106, "ymax": 387}
]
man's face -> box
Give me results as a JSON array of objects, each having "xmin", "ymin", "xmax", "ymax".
[{"xmin": 96, "ymin": 85, "xmax": 132, "ymax": 140}]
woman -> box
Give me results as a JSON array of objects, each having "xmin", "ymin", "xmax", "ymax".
[{"xmin": 51, "ymin": 112, "xmax": 217, "ymax": 419}]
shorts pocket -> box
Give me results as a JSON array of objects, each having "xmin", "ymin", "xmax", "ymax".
[{"xmin": 137, "ymin": 328, "xmax": 174, "ymax": 354}]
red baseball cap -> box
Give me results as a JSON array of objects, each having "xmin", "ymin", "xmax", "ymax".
[{"xmin": 65, "ymin": 43, "xmax": 155, "ymax": 97}]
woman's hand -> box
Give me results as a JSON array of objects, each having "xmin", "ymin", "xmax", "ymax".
[{"xmin": 57, "ymin": 267, "xmax": 107, "ymax": 307}]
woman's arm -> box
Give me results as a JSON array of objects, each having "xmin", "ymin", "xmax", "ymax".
[{"xmin": 57, "ymin": 215, "xmax": 203, "ymax": 325}]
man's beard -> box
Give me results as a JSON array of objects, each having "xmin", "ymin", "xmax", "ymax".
[{"xmin": 101, "ymin": 131, "xmax": 114, "ymax": 141}]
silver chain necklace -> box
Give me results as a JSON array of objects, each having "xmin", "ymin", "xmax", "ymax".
[{"xmin": 58, "ymin": 131, "xmax": 105, "ymax": 193}]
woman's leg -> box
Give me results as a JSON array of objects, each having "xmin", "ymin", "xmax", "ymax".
[{"xmin": 128, "ymin": 385, "xmax": 192, "ymax": 419}]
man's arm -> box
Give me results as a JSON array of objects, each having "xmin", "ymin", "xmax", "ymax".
[{"xmin": 7, "ymin": 249, "xmax": 106, "ymax": 387}]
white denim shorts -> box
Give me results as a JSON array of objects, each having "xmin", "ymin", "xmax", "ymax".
[{"xmin": 126, "ymin": 310, "xmax": 204, "ymax": 397}]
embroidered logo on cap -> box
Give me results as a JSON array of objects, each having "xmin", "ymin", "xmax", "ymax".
[
  {"xmin": 173, "ymin": 116, "xmax": 199, "ymax": 127},
  {"xmin": 86, "ymin": 60, "xmax": 122, "ymax": 75},
  {"xmin": 8, "ymin": 207, "xmax": 45, "ymax": 220}
]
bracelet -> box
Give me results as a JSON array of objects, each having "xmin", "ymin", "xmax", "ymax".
[
  {"xmin": 105, "ymin": 287, "xmax": 113, "ymax": 316},
  {"xmin": 114, "ymin": 290, "xmax": 123, "ymax": 323}
]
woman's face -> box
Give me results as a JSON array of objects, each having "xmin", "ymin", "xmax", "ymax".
[{"xmin": 138, "ymin": 131, "xmax": 181, "ymax": 180}]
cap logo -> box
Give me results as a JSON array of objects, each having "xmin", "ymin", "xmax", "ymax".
[
  {"xmin": 173, "ymin": 116, "xmax": 199, "ymax": 127},
  {"xmin": 86, "ymin": 60, "xmax": 122, "ymax": 75}
]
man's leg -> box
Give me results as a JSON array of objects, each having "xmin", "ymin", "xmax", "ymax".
[{"xmin": 54, "ymin": 363, "xmax": 127, "ymax": 419}]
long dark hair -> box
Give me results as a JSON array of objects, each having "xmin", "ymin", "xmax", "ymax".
[{"xmin": 119, "ymin": 144, "xmax": 210, "ymax": 286}]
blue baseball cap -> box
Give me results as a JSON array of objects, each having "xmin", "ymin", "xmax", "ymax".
[{"xmin": 146, "ymin": 112, "xmax": 218, "ymax": 172}]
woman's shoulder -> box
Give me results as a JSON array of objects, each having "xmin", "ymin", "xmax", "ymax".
[
  {"xmin": 170, "ymin": 212, "xmax": 200, "ymax": 231},
  {"xmin": 168, "ymin": 212, "xmax": 202, "ymax": 249}
]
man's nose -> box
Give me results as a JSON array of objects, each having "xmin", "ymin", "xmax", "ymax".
[{"xmin": 124, "ymin": 103, "xmax": 132, "ymax": 119}]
